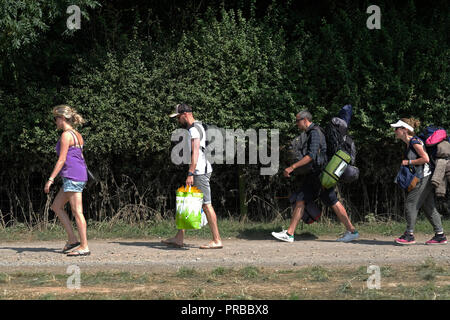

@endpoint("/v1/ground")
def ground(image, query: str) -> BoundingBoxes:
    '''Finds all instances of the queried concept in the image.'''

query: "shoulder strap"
[66,130,83,149]
[192,122,204,141]
[190,122,209,172]
[307,125,327,166]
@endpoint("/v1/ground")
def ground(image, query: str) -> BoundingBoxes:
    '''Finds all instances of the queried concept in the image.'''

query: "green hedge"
[0,1,448,225]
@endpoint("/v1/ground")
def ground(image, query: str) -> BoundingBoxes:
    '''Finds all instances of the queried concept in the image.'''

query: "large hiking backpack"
[320,105,359,188]
[325,117,356,165]
[288,125,327,175]
[418,126,450,168]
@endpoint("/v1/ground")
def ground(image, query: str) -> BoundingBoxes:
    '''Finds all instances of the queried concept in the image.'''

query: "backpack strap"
[188,122,208,173]
[309,125,327,169]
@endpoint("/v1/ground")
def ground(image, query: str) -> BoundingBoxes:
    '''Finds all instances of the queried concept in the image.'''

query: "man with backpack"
[272,110,359,243]
[164,103,223,249]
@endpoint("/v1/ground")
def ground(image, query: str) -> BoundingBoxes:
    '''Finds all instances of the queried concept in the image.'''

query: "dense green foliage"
[0,0,448,226]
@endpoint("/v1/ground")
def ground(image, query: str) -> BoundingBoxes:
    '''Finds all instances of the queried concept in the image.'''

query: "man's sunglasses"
[296,118,304,122]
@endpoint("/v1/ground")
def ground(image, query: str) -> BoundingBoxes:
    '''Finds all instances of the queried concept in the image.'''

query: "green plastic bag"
[320,150,351,189]
[175,186,204,230]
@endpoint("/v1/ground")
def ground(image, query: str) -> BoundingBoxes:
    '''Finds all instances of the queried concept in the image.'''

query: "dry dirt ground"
[1,235,449,273]
[1,236,450,300]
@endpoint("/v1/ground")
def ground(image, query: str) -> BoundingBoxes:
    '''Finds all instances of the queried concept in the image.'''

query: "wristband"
[48,177,54,182]
[408,160,412,166]
[187,172,194,177]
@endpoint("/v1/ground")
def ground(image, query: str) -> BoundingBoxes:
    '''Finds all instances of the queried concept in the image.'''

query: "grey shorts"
[194,173,212,204]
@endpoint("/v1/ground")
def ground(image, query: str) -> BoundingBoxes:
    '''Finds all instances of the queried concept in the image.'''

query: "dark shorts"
[289,174,338,207]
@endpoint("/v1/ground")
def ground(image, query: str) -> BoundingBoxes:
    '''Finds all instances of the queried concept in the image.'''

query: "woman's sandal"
[62,242,80,253]
[67,248,91,257]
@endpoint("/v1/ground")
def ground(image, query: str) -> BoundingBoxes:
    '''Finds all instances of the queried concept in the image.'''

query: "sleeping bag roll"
[320,150,351,189]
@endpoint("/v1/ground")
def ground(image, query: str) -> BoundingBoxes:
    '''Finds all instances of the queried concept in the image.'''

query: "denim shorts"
[62,177,86,193]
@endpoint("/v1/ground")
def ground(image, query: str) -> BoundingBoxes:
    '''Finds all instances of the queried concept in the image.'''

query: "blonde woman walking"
[44,105,91,256]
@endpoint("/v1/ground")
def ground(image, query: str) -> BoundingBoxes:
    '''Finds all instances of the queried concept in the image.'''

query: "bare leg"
[163,230,185,247]
[201,203,222,247]
[331,201,355,232]
[51,188,78,244]
[68,192,88,250]
[287,201,305,235]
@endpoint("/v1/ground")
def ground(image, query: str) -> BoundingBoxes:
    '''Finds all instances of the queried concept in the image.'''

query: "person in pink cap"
[391,118,447,245]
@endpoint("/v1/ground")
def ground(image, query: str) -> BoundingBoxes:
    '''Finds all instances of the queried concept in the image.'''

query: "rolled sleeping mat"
[320,150,351,189]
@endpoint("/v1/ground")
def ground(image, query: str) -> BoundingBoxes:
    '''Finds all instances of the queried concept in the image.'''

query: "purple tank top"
[55,131,88,182]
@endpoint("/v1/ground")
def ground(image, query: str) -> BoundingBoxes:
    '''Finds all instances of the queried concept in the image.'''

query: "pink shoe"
[395,232,416,245]
[425,234,448,245]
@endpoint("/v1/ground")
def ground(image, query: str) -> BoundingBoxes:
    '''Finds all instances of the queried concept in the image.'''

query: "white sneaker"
[336,231,359,242]
[271,230,294,243]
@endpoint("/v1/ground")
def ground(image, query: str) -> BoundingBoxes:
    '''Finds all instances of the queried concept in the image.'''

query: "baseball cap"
[390,120,414,132]
[169,103,192,118]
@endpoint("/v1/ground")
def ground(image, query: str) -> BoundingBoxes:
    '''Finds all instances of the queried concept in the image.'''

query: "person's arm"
[44,132,71,193]
[186,137,200,186]
[284,129,319,177]
[284,156,312,177]
[189,138,200,173]
[402,143,429,166]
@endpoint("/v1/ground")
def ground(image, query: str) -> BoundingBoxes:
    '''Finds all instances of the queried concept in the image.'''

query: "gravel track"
[1,236,449,273]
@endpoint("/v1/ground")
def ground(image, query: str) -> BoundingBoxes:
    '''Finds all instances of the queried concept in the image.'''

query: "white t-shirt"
[188,121,212,175]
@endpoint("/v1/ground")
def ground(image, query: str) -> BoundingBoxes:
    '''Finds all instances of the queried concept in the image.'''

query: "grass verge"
[0,261,449,300]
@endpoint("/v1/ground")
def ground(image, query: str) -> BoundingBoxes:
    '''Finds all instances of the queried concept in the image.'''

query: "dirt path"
[1,235,449,273]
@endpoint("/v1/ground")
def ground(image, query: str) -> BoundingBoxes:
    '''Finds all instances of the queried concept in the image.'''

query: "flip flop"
[62,242,80,253]
[199,242,223,249]
[161,239,184,248]
[67,249,91,257]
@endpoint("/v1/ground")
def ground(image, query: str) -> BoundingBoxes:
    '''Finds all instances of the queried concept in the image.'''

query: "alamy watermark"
[67,265,81,290]
[366,5,381,30]
[171,126,279,176]
[66,5,81,30]
[367,265,381,289]
[65,5,379,31]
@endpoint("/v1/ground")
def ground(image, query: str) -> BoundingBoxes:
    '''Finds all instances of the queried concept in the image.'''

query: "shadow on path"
[237,228,319,241]
[316,239,397,246]
[110,241,194,251]
[0,247,61,254]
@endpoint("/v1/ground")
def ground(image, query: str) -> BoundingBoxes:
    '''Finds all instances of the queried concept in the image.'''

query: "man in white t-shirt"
[163,103,223,249]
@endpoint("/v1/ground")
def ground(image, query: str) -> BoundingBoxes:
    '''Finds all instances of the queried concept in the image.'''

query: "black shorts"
[289,174,338,207]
